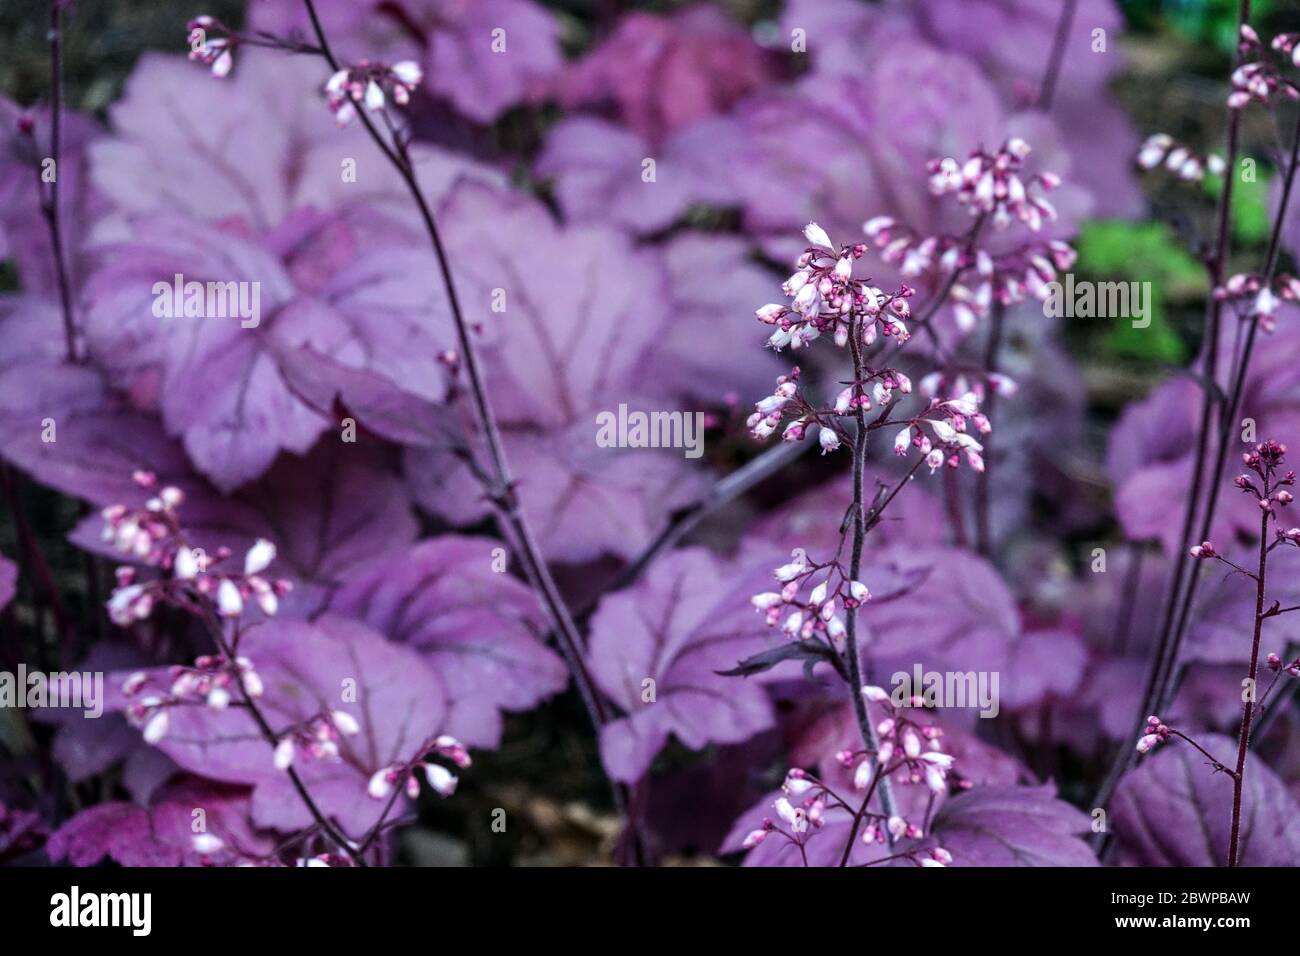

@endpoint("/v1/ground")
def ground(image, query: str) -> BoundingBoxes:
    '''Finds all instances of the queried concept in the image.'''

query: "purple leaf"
[439,180,671,427]
[422,0,563,123]
[856,545,1021,678]
[405,426,710,563]
[31,645,165,785]
[404,182,716,562]
[81,214,327,490]
[586,547,779,782]
[46,778,274,867]
[323,536,569,747]
[926,784,1099,866]
[249,0,561,124]
[555,6,772,143]
[91,50,504,238]
[2,403,196,509]
[707,44,1007,257]
[1000,628,1088,712]
[81,207,463,491]
[1112,734,1300,866]
[0,299,107,453]
[534,117,710,234]
[645,233,783,404]
[1108,319,1300,553]
[781,0,1141,218]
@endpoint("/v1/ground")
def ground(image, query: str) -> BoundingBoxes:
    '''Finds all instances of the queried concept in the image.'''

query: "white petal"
[803,222,834,252]
[244,538,277,575]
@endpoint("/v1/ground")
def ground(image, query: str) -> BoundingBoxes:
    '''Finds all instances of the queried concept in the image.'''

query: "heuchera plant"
[0,0,1298,871]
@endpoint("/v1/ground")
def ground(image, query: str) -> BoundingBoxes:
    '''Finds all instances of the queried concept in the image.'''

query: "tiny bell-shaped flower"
[274,737,296,771]
[422,762,458,797]
[803,222,834,252]
[244,538,276,575]
[174,547,199,580]
[368,766,401,800]
[216,578,244,617]
[331,710,361,736]
[191,833,224,855]
[853,759,873,791]
[142,710,170,745]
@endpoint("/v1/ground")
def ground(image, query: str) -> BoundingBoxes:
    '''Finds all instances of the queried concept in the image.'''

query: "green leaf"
[1075,220,1205,292]
[1160,0,1276,53]
[1073,220,1208,363]
[1234,174,1272,245]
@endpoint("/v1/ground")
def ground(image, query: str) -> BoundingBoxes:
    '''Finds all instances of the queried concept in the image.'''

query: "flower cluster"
[755,223,914,352]
[750,549,871,648]
[1189,441,1295,561]
[1136,133,1226,182]
[187,16,236,78]
[926,138,1060,231]
[122,656,266,745]
[916,369,1019,405]
[367,736,471,801]
[1193,442,1295,560]
[1229,26,1300,110]
[1271,32,1300,67]
[272,710,362,772]
[892,391,990,473]
[324,60,424,126]
[747,364,914,454]
[1214,272,1300,332]
[858,685,960,800]
[1266,652,1300,678]
[101,471,291,626]
[1234,439,1294,514]
[865,139,1074,334]
[740,689,957,864]
[1135,714,1171,754]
